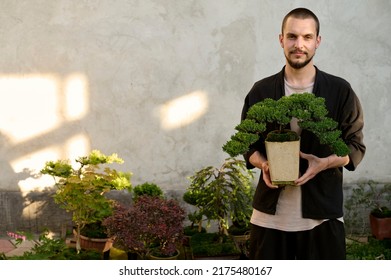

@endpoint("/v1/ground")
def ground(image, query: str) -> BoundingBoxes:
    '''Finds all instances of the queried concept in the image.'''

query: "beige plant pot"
[265,139,300,186]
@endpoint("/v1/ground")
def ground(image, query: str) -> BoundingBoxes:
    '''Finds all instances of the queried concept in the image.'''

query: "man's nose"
[295,38,304,49]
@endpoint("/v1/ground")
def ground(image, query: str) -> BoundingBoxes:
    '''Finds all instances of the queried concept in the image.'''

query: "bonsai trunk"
[76,224,81,253]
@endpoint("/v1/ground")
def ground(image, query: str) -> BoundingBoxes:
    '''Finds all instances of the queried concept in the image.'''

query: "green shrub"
[190,232,239,258]
[346,238,391,260]
[2,232,102,260]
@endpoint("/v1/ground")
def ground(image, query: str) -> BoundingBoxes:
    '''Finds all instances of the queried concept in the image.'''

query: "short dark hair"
[281,8,320,36]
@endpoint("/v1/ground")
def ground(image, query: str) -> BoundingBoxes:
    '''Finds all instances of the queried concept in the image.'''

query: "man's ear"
[279,34,284,48]
[316,35,322,49]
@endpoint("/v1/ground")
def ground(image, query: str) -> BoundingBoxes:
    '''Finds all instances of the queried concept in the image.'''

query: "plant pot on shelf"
[265,138,300,186]
[369,214,391,240]
[78,234,112,252]
[73,229,113,253]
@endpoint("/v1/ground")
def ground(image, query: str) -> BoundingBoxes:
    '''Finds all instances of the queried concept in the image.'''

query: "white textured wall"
[0,0,390,197]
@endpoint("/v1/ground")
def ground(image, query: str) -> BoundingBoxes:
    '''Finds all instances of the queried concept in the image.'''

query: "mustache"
[290,49,308,55]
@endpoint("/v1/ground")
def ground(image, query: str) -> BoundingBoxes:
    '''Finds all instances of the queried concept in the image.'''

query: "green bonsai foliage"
[371,207,391,218]
[41,150,132,252]
[133,182,163,201]
[183,188,207,233]
[223,93,350,157]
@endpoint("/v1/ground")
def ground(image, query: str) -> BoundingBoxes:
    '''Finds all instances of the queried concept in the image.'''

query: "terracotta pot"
[73,229,112,253]
[265,139,300,186]
[78,235,109,251]
[369,214,391,240]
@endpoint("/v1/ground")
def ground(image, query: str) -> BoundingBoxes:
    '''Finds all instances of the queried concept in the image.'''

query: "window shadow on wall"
[0,73,91,234]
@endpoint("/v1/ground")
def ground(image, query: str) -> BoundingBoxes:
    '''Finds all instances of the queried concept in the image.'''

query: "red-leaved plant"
[103,195,185,259]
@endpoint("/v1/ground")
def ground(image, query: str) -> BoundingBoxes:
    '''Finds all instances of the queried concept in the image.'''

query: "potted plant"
[364,182,391,240]
[187,157,254,238]
[345,181,391,240]
[40,150,132,253]
[103,195,185,260]
[222,93,350,185]
[185,157,254,258]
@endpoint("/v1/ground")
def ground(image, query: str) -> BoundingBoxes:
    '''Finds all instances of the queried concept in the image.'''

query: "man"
[244,8,365,259]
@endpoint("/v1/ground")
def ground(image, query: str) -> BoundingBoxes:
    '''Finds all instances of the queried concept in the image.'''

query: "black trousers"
[249,219,346,260]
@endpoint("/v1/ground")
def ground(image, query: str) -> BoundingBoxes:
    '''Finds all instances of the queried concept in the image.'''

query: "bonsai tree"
[344,181,391,239]
[222,93,350,157]
[183,189,207,235]
[132,182,163,201]
[103,195,185,259]
[40,150,132,253]
[345,181,391,218]
[186,157,254,240]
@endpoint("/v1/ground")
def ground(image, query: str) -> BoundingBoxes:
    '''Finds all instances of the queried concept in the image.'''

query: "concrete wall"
[0,0,390,233]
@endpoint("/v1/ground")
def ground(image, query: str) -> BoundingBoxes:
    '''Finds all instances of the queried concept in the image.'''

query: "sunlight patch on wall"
[65,134,90,166]
[64,73,89,120]
[159,91,209,130]
[0,75,60,144]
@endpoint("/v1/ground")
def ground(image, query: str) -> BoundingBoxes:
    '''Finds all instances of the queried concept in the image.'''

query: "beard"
[285,51,314,69]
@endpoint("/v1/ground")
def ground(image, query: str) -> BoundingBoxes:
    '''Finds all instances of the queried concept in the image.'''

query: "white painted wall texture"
[0,1,390,230]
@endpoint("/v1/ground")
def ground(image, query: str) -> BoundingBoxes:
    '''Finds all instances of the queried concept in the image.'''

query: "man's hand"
[260,161,279,189]
[295,152,350,186]
[295,152,328,186]
[249,151,279,189]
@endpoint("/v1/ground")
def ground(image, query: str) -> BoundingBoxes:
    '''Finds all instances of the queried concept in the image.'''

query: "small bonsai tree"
[133,182,163,201]
[223,93,350,157]
[186,158,254,240]
[103,196,185,259]
[183,189,207,234]
[40,150,132,253]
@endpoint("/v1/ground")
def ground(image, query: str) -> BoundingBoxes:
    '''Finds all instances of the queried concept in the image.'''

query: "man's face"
[279,17,321,69]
